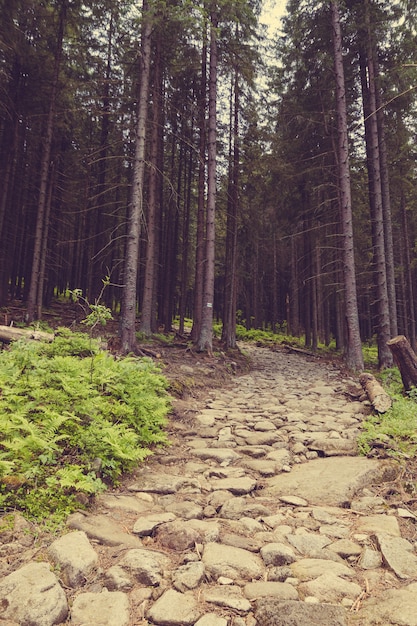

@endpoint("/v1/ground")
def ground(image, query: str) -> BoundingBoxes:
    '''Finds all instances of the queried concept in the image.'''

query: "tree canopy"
[1,0,417,367]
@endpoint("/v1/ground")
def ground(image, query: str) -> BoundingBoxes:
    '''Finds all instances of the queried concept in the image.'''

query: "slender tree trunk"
[26,2,65,322]
[288,230,300,337]
[36,163,55,318]
[331,0,363,370]
[400,192,416,350]
[359,0,392,368]
[120,0,152,353]
[374,53,398,337]
[140,29,162,337]
[191,37,207,342]
[222,68,239,349]
[196,10,217,353]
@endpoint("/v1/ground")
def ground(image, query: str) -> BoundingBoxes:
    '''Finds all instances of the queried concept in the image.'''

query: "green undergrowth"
[0,328,170,527]
[358,367,417,459]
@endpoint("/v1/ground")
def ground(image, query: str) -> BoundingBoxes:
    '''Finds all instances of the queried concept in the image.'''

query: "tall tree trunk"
[26,2,65,322]
[140,29,162,337]
[359,0,392,368]
[374,53,398,337]
[222,68,239,349]
[191,37,207,342]
[288,230,300,337]
[400,192,416,350]
[331,0,363,370]
[89,9,114,302]
[120,0,152,353]
[196,9,217,353]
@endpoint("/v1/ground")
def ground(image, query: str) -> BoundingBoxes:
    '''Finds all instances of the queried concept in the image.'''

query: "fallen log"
[387,335,417,392]
[359,372,392,413]
[0,325,54,344]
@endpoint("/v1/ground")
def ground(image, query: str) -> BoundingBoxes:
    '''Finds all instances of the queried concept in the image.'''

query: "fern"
[0,327,170,522]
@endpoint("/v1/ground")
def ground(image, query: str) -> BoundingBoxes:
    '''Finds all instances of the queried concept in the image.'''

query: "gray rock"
[254,598,348,626]
[164,500,204,519]
[99,493,154,513]
[147,589,203,625]
[221,532,263,553]
[194,614,228,626]
[357,514,401,537]
[203,585,252,613]
[71,590,130,626]
[265,448,291,465]
[67,512,142,547]
[308,437,358,456]
[243,581,299,600]
[184,519,221,543]
[358,547,383,570]
[350,495,386,513]
[253,419,277,432]
[244,432,283,446]
[239,458,280,476]
[287,532,332,556]
[264,456,389,506]
[319,523,349,539]
[129,472,201,494]
[133,512,177,536]
[278,495,308,506]
[203,542,264,581]
[192,448,241,464]
[47,530,98,588]
[260,542,297,566]
[236,445,269,458]
[376,534,417,579]
[219,496,272,520]
[119,548,171,586]
[267,565,293,581]
[300,572,362,603]
[208,476,257,495]
[290,557,355,581]
[0,562,68,626]
[172,561,205,592]
[103,565,133,591]
[328,538,362,558]
[155,520,200,551]
[359,581,417,625]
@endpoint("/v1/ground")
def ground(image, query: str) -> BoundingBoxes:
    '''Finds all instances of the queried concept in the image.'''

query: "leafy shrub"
[0,330,170,524]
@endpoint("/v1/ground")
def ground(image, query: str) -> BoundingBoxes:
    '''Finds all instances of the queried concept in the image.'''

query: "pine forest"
[1,0,417,370]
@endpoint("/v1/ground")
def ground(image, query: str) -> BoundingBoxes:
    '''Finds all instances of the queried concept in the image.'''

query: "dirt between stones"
[2,340,417,626]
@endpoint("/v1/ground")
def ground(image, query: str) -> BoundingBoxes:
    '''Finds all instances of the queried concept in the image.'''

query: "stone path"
[2,345,417,626]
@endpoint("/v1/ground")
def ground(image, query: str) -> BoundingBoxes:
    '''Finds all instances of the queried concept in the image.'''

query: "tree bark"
[140,27,162,337]
[196,10,217,353]
[0,326,53,343]
[359,0,392,369]
[190,38,207,342]
[331,0,364,371]
[26,2,65,323]
[387,335,417,392]
[120,0,152,353]
[222,67,239,349]
[359,372,392,413]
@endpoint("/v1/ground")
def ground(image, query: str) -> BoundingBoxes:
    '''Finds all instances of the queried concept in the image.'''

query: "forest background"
[1,0,417,370]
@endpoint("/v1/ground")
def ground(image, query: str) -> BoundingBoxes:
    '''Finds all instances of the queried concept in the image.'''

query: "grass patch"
[358,367,417,459]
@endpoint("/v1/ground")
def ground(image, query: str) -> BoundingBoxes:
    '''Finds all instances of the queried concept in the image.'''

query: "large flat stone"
[254,598,348,626]
[359,581,417,625]
[263,457,389,506]
[67,513,142,548]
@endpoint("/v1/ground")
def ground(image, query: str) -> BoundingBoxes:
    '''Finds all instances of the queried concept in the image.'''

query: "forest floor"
[2,301,417,625]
